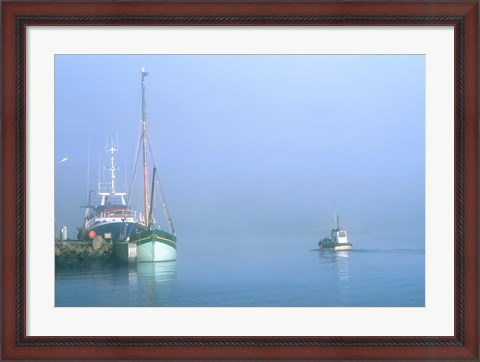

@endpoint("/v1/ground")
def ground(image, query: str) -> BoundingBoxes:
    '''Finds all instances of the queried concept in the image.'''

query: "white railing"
[85,209,145,229]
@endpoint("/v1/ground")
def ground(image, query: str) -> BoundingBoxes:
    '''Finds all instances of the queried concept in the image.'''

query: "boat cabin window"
[106,210,125,217]
[338,231,346,237]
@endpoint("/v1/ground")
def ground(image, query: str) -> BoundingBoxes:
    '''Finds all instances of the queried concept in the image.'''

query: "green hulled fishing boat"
[133,67,177,262]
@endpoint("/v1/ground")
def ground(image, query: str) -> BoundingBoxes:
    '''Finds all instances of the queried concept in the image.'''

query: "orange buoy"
[88,230,96,239]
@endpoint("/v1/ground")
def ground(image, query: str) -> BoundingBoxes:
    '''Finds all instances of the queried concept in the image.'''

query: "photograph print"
[54,54,425,307]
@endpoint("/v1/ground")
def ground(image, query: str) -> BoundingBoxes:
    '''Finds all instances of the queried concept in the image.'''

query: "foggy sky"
[55,55,425,249]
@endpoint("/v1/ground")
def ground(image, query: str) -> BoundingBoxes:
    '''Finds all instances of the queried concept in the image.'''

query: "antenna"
[97,154,101,189]
[124,159,128,192]
[86,138,90,204]
[104,134,120,194]
[333,201,337,229]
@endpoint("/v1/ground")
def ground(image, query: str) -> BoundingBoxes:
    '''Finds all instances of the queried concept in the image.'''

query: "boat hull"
[320,243,353,251]
[135,229,177,262]
[333,244,352,251]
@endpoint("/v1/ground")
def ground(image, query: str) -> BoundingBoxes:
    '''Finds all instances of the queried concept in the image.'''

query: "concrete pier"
[114,241,137,263]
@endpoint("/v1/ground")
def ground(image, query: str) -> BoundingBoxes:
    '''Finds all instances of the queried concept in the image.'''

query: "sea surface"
[55,237,425,307]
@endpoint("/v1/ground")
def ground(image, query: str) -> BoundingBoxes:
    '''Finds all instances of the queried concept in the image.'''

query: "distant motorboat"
[318,214,352,251]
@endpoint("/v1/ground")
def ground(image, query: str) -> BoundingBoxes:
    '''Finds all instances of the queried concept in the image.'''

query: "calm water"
[55,238,425,307]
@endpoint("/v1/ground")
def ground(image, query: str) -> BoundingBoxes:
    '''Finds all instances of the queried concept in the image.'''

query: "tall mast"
[141,67,150,227]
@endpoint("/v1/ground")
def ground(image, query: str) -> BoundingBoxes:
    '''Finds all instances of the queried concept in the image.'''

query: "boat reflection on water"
[127,261,177,306]
[136,261,177,282]
[317,250,351,305]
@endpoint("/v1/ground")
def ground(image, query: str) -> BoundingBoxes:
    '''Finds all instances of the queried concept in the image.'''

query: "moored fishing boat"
[132,67,177,262]
[318,214,352,251]
[80,138,146,242]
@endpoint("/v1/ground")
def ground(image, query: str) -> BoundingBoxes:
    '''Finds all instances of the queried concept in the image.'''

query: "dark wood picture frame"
[2,1,478,360]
